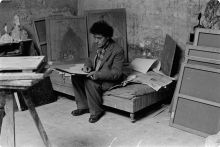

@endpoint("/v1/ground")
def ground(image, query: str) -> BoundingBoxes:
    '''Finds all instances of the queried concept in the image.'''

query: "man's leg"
[71,75,89,110]
[84,79,103,115]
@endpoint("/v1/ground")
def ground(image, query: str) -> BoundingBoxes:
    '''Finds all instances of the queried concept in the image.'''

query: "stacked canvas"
[170,28,220,137]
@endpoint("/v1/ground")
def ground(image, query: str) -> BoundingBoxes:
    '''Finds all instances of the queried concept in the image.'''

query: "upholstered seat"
[104,84,155,100]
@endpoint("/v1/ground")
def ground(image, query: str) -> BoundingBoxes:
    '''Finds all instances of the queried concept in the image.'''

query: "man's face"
[93,34,108,48]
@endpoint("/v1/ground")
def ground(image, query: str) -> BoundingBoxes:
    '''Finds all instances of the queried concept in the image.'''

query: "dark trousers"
[71,75,104,115]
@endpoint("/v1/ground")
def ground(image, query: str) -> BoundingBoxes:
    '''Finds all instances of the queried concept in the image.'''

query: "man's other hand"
[82,66,92,73]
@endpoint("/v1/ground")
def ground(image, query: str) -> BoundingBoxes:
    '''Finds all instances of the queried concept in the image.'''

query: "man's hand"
[86,71,97,80]
[82,66,92,73]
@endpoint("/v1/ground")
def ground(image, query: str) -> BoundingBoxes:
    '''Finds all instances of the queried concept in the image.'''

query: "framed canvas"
[193,28,220,48]
[46,16,88,63]
[159,34,176,76]
[170,63,220,137]
[33,18,47,56]
[85,8,128,62]
[185,45,220,69]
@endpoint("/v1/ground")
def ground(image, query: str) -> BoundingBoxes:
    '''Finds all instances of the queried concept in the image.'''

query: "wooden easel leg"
[0,91,6,135]
[1,92,15,147]
[0,108,5,134]
[21,92,51,147]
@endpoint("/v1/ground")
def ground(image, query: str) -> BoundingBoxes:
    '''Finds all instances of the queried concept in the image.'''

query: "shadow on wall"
[171,44,183,78]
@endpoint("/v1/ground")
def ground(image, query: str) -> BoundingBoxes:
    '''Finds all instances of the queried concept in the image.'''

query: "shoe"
[71,109,89,116]
[89,111,105,123]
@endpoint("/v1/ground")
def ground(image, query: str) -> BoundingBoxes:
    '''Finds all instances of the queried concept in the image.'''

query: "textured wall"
[78,0,210,61]
[0,0,77,37]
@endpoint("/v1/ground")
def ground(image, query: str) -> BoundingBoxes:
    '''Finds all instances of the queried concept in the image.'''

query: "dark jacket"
[84,40,124,90]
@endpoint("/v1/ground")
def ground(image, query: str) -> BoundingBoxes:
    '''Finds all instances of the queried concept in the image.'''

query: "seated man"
[71,20,125,123]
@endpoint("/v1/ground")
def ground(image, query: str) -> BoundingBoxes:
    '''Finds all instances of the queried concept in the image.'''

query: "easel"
[0,56,51,147]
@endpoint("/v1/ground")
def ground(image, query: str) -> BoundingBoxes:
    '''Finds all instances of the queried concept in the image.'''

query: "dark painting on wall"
[85,8,128,62]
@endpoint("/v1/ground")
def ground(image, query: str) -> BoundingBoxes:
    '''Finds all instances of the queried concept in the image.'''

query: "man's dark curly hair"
[89,20,113,38]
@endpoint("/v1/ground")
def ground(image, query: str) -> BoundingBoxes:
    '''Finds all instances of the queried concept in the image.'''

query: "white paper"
[130,58,161,74]
[131,71,173,91]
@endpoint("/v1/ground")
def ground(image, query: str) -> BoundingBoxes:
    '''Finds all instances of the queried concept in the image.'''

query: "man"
[71,20,124,123]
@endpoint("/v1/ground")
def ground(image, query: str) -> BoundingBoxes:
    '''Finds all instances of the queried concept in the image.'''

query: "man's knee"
[85,79,100,88]
[71,75,78,83]
[71,75,84,85]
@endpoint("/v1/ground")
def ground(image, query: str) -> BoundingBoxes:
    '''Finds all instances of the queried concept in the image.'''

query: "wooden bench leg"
[21,92,51,147]
[130,113,135,123]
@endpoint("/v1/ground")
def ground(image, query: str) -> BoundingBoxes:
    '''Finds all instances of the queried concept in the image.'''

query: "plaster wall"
[78,0,210,60]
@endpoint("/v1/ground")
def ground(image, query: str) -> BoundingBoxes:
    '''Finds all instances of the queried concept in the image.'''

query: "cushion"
[103,83,155,100]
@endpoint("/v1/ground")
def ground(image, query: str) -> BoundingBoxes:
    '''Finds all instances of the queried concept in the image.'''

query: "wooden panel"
[179,66,220,103]
[186,45,220,61]
[47,16,88,63]
[85,8,128,62]
[33,18,47,55]
[173,97,220,136]
[194,28,220,48]
[188,50,220,61]
[0,56,44,71]
[0,80,40,87]
[0,73,44,80]
[197,33,220,48]
[187,60,220,69]
[185,45,220,69]
[170,62,220,136]
[159,34,176,76]
[33,19,46,43]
